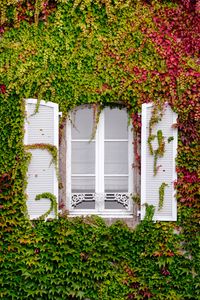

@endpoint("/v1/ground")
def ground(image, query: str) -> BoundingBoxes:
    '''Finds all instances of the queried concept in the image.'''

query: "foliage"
[148,129,165,176]
[0,216,199,299]
[158,182,168,210]
[35,192,58,220]
[25,143,58,176]
[143,204,155,221]
[0,0,199,299]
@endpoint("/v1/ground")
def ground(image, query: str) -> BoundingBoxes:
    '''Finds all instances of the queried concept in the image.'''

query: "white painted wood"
[96,111,104,211]
[128,122,134,213]
[141,103,177,221]
[66,117,72,211]
[104,139,129,142]
[66,107,133,216]
[24,99,59,219]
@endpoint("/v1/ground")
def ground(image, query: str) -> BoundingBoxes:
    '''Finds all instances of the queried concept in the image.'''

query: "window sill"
[64,213,139,228]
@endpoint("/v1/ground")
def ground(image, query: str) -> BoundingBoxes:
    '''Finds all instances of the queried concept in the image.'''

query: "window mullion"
[128,124,134,212]
[95,111,104,211]
[66,117,72,211]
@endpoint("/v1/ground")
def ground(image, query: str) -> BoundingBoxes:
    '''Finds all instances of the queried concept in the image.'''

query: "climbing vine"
[148,129,165,176]
[35,192,58,220]
[0,0,199,299]
[25,143,58,176]
[158,182,168,210]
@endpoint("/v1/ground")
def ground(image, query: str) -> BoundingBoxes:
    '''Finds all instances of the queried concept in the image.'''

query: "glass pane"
[71,176,95,209]
[72,176,95,193]
[105,141,128,174]
[72,141,95,174]
[71,107,94,139]
[73,199,95,210]
[105,176,128,192]
[104,108,128,139]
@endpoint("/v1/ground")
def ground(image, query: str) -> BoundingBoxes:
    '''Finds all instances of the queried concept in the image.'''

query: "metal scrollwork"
[71,193,96,207]
[114,193,129,208]
[71,192,130,209]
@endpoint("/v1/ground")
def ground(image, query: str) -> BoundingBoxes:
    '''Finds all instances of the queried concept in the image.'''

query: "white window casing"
[24,99,59,219]
[66,107,134,217]
[141,103,178,221]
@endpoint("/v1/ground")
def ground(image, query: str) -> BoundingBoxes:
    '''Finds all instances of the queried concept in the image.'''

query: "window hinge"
[137,210,141,217]
[59,112,62,117]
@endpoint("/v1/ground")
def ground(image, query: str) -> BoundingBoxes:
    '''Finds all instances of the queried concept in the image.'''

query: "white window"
[66,107,134,216]
[25,99,178,221]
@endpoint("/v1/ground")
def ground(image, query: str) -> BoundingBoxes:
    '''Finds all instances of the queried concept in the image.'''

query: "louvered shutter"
[141,103,177,221]
[24,99,59,219]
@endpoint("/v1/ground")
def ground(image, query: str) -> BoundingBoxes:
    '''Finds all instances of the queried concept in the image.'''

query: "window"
[25,99,177,221]
[66,107,134,216]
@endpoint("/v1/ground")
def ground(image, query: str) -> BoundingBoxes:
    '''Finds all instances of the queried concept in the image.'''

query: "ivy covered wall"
[0,0,199,299]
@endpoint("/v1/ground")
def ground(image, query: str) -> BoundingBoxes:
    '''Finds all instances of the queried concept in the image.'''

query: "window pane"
[72,197,95,210]
[71,107,94,139]
[105,141,128,174]
[72,176,95,193]
[72,141,95,174]
[105,176,128,192]
[104,108,128,139]
[71,176,95,209]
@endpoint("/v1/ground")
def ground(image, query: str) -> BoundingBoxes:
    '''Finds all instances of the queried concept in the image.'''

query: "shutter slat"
[24,99,58,219]
[141,103,177,221]
[26,103,55,145]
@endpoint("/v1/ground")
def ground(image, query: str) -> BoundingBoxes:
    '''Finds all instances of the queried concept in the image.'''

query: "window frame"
[66,106,134,217]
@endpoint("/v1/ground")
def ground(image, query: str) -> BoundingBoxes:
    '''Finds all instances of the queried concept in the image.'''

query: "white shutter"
[141,103,177,221]
[24,99,59,219]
